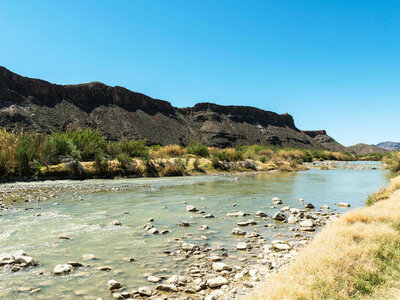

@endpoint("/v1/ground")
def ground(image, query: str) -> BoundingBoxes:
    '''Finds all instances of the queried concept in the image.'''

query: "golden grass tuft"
[152,144,186,158]
[247,176,400,300]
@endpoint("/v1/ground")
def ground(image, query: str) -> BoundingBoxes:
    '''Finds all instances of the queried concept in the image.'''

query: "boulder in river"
[186,205,198,212]
[255,211,267,217]
[138,286,153,297]
[231,228,246,235]
[156,284,178,292]
[272,197,283,204]
[108,279,123,290]
[338,202,350,207]
[147,275,161,283]
[304,203,315,209]
[272,212,286,221]
[111,220,122,226]
[299,219,314,227]
[237,242,251,250]
[227,211,248,217]
[53,264,74,275]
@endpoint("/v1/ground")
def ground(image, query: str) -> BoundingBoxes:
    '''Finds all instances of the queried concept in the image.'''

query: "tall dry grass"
[247,176,400,300]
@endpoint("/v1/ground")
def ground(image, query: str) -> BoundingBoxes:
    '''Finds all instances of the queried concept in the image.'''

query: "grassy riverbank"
[247,174,400,300]
[0,129,356,180]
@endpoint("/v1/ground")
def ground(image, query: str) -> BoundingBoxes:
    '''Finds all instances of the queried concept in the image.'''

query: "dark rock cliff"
[0,66,347,150]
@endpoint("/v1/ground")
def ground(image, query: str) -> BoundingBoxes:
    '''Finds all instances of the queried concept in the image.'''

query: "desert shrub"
[107,142,121,158]
[117,153,131,169]
[260,156,268,163]
[66,129,107,161]
[193,157,205,172]
[383,152,400,173]
[40,132,81,165]
[301,150,313,162]
[14,134,38,175]
[213,148,243,162]
[186,142,209,157]
[243,145,267,159]
[311,150,329,161]
[154,145,185,158]
[93,153,109,174]
[118,139,149,159]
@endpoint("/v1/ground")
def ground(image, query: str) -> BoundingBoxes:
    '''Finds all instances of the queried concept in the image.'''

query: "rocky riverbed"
[303,160,382,170]
[0,170,387,299]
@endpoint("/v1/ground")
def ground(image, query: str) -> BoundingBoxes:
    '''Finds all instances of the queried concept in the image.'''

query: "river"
[0,166,388,299]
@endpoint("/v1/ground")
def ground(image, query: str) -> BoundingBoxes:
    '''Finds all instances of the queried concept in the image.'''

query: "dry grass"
[247,176,400,300]
[152,144,186,158]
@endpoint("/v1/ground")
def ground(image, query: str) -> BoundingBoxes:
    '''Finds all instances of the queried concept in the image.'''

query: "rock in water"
[108,280,123,290]
[186,205,198,212]
[272,212,286,221]
[53,264,74,275]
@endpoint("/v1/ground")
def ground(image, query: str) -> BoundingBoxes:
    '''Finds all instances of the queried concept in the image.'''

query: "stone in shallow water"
[138,286,152,296]
[108,279,123,290]
[186,205,198,212]
[237,242,251,250]
[147,275,161,283]
[82,254,98,261]
[231,228,245,235]
[255,211,267,217]
[299,219,314,227]
[320,205,330,210]
[53,264,73,275]
[304,203,315,209]
[272,212,286,221]
[272,197,283,204]
[227,211,248,217]
[337,202,350,208]
[156,284,178,292]
[111,220,122,226]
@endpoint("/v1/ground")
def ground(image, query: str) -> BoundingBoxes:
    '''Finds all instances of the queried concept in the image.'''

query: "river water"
[0,167,388,299]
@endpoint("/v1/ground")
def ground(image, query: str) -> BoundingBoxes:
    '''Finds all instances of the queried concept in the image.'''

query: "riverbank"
[246,175,400,300]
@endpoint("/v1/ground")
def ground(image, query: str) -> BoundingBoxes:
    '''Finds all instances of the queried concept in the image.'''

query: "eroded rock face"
[0,66,346,150]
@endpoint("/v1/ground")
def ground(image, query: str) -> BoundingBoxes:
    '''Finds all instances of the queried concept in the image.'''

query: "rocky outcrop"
[0,66,346,150]
[376,141,400,151]
[302,130,350,152]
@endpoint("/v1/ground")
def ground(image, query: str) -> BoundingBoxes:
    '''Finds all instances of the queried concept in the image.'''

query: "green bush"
[213,149,243,162]
[118,139,149,159]
[41,132,81,165]
[66,129,107,161]
[93,153,109,174]
[14,134,38,175]
[383,152,400,173]
[186,142,209,157]
[117,153,131,169]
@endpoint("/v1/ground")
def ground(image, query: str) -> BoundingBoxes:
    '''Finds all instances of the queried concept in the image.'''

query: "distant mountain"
[376,141,400,151]
[0,66,348,151]
[347,143,390,155]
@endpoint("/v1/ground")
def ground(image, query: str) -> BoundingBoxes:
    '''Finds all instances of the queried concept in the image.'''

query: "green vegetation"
[0,129,357,179]
[383,152,400,174]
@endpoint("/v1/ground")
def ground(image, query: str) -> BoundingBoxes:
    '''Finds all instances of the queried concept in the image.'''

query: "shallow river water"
[0,167,387,299]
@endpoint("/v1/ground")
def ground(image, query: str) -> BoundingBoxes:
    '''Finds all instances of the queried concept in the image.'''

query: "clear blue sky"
[1,0,399,146]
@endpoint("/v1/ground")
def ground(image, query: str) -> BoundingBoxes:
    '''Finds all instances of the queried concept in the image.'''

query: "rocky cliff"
[0,66,347,150]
